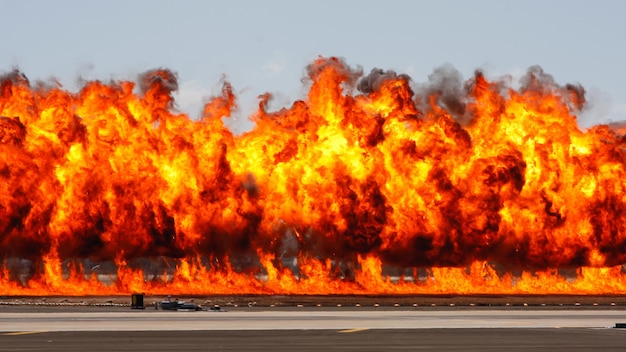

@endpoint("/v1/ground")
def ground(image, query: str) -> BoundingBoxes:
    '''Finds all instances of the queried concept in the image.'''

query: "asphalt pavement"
[2,308,626,351]
[2,328,626,352]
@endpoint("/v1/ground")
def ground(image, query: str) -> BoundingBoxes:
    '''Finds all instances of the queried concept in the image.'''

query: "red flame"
[1,57,626,295]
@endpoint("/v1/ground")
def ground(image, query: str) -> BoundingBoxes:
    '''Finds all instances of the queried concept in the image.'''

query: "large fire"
[1,57,626,296]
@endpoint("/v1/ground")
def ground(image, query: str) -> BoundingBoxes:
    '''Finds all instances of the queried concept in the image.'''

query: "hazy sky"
[2,0,625,131]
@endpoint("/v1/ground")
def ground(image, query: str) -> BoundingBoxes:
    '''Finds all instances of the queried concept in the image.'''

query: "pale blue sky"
[2,0,625,131]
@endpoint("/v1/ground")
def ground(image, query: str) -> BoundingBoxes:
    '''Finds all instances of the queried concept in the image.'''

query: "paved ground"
[2,309,626,331]
[2,328,626,351]
[2,298,626,351]
[4,294,626,309]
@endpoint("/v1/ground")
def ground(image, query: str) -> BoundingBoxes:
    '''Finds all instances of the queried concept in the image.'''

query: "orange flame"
[1,57,626,296]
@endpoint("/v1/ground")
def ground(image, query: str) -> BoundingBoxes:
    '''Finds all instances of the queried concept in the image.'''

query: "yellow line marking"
[3,331,48,336]
[338,328,369,333]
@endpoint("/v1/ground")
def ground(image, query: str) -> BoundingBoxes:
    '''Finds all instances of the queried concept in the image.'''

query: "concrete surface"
[2,309,626,331]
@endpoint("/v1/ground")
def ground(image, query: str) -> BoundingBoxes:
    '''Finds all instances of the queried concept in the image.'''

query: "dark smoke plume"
[357,68,411,94]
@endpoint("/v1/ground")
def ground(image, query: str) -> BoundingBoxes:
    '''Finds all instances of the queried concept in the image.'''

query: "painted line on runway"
[2,331,48,336]
[338,328,369,333]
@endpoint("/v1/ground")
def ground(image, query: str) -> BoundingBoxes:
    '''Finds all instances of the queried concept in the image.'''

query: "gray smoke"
[305,57,363,89]
[0,69,30,86]
[138,68,179,95]
[414,64,468,123]
[357,68,411,94]
[520,65,586,112]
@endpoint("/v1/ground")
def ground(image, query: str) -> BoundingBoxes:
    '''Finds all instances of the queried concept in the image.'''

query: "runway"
[2,329,626,352]
[2,309,626,331]
[2,309,626,351]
